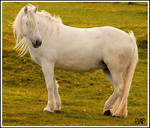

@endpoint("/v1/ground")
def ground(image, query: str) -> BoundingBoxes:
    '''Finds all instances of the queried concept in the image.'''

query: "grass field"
[2,2,148,126]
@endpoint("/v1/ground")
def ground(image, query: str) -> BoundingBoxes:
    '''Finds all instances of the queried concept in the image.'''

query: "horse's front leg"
[54,79,61,111]
[42,62,56,113]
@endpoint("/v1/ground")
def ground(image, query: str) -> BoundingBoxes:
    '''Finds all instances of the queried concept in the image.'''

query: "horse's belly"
[55,59,100,72]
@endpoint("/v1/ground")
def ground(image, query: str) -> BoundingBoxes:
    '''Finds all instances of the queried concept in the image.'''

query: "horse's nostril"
[36,40,42,46]
[33,40,42,48]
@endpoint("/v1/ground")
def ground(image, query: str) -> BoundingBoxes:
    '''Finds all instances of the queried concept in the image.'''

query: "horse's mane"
[13,4,62,56]
[38,10,62,24]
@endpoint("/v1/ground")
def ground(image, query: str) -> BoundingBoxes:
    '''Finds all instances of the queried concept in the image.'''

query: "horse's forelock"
[13,8,24,42]
[13,7,29,56]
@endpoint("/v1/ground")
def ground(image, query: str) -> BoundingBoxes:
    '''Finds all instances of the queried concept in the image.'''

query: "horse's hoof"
[112,112,127,118]
[112,115,120,118]
[43,109,53,113]
[112,114,126,118]
[112,114,123,118]
[43,107,54,113]
[55,103,61,111]
[104,110,111,116]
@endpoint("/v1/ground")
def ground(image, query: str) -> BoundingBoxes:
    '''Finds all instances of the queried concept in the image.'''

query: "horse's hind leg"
[102,59,127,117]
[111,56,138,117]
[109,71,126,117]
[103,68,117,115]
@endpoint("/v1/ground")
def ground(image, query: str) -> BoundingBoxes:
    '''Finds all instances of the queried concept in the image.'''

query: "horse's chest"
[29,50,42,66]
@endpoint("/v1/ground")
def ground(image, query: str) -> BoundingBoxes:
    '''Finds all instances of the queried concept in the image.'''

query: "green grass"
[2,2,148,126]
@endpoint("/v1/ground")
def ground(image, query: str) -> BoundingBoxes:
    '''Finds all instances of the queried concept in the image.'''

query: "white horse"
[13,4,138,117]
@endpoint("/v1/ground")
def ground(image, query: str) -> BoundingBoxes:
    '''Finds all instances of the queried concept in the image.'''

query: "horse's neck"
[37,15,61,40]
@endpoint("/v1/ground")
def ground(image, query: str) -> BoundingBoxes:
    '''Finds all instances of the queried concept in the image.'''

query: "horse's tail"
[123,31,138,98]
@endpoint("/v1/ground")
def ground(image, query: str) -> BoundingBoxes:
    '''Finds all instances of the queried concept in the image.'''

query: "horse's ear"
[34,6,38,13]
[24,6,28,14]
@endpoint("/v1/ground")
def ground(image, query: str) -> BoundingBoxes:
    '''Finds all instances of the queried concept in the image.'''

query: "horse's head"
[21,5,42,48]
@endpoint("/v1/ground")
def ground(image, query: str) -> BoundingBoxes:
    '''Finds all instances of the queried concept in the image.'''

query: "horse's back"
[54,26,134,72]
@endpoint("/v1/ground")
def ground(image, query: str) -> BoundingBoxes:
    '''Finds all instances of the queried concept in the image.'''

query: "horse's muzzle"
[32,40,42,48]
